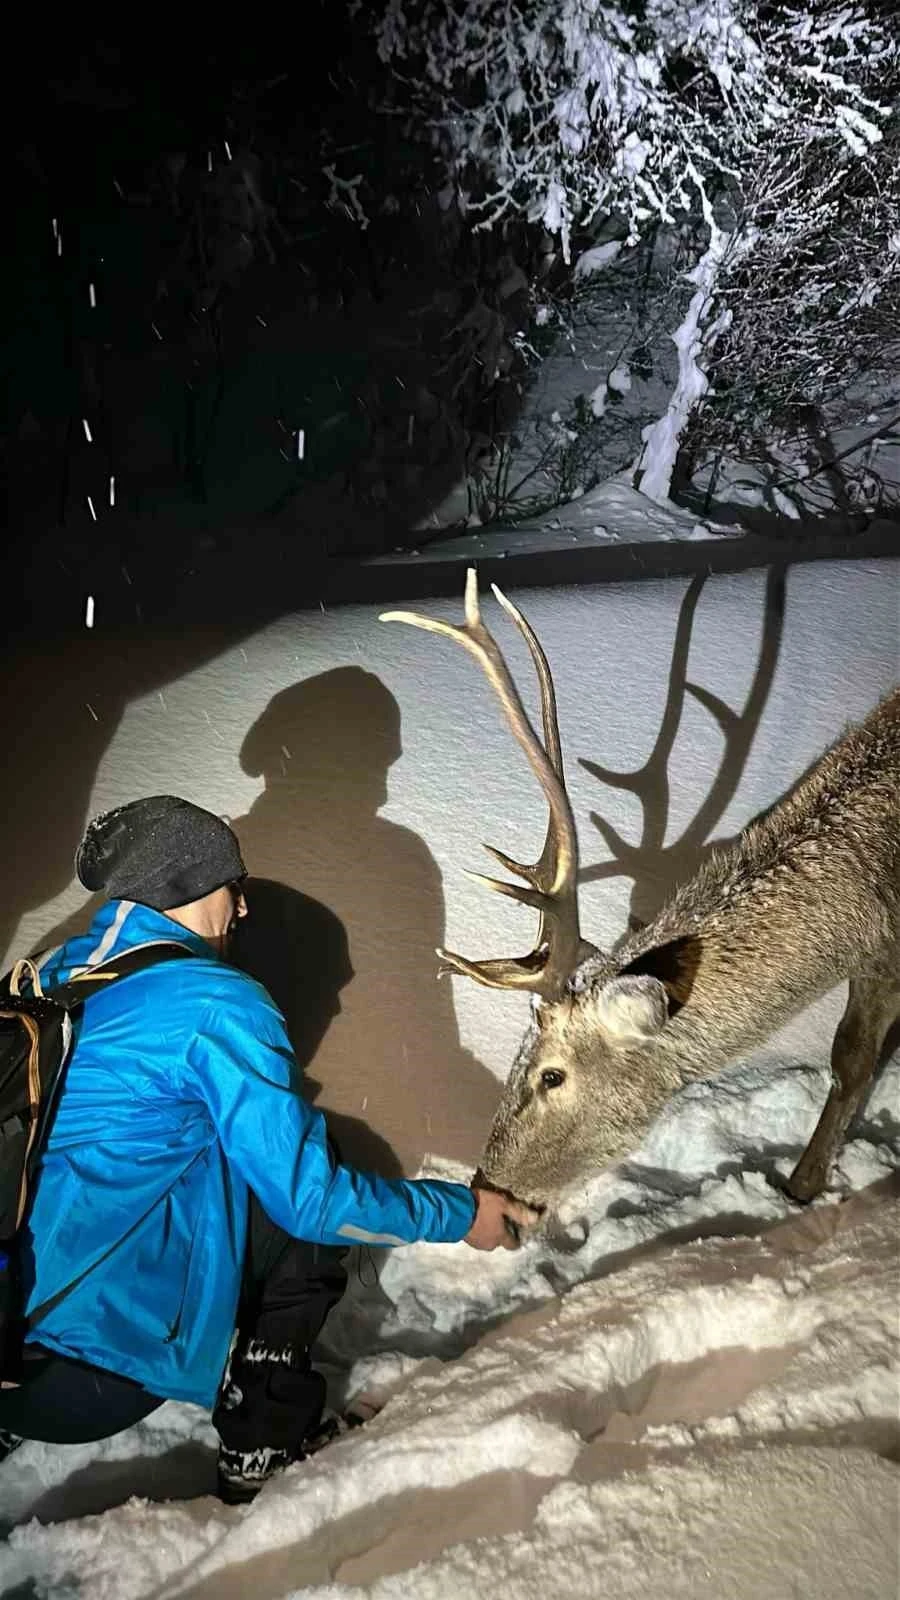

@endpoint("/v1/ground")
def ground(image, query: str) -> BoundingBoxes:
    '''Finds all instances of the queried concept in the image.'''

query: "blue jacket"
[22,899,476,1406]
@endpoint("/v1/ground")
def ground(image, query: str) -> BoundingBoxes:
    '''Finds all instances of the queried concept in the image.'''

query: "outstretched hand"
[465,1187,540,1251]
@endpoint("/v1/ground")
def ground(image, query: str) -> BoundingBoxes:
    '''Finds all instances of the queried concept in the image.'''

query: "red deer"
[382,570,900,1211]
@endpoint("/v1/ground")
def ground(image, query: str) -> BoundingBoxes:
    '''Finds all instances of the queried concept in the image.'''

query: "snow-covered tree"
[374,1,899,502]
[686,104,900,496]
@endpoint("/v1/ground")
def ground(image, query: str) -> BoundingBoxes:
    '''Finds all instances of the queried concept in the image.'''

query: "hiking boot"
[217,1442,293,1505]
[216,1408,370,1505]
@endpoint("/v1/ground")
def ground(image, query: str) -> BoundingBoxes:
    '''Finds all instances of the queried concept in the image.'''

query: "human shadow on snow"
[229,667,502,1178]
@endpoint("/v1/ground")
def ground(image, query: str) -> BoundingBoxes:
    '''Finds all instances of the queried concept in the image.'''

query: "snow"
[607,363,631,395]
[401,475,736,559]
[573,240,624,280]
[636,213,732,503]
[1,556,898,1598]
[409,208,900,543]
[3,1168,898,1597]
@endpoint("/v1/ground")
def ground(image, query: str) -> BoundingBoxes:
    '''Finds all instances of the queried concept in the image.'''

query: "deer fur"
[478,687,900,1208]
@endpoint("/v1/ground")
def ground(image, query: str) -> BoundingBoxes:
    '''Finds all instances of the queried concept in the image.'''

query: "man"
[0,796,534,1503]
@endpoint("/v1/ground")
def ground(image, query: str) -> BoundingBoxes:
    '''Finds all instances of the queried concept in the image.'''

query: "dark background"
[5,14,541,635]
[7,18,895,645]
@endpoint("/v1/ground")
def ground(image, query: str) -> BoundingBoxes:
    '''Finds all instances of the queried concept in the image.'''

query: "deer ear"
[593,974,669,1041]
[621,935,700,1014]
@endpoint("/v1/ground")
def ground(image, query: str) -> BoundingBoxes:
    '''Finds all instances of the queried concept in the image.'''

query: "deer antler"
[380,568,590,1000]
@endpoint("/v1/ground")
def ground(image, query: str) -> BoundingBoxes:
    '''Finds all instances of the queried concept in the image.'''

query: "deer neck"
[612,901,832,1094]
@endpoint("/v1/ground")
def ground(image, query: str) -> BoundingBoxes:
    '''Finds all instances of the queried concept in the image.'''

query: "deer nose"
[471,1168,546,1216]
[470,1167,505,1194]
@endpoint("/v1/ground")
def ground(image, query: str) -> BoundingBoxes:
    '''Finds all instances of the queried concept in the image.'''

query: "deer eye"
[540,1068,566,1090]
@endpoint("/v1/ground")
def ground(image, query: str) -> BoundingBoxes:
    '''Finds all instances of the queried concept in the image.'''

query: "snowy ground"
[2,1055,898,1599]
[1,548,897,1599]
[378,474,737,564]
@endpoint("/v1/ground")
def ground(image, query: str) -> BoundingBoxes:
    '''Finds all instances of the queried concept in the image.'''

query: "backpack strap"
[5,960,46,1001]
[4,942,198,1008]
[49,941,199,1008]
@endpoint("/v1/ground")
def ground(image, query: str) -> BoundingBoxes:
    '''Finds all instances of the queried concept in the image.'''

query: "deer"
[380,569,900,1214]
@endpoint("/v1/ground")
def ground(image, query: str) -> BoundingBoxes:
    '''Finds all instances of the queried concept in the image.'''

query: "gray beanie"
[76,796,246,911]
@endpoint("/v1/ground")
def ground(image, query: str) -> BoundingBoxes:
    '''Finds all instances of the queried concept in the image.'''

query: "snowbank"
[2,1048,897,1599]
[391,476,734,562]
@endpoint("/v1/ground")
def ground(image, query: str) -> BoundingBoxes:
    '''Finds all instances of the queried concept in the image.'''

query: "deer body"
[382,576,899,1210]
[481,687,900,1203]
[625,682,899,1074]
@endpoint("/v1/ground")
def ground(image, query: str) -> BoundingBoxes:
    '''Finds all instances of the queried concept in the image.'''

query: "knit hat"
[76,796,246,911]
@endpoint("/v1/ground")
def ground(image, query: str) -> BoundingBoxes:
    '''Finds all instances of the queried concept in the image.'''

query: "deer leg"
[788,964,900,1203]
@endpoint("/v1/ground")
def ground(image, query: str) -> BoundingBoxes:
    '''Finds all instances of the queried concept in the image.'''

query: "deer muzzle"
[471,1166,547,1217]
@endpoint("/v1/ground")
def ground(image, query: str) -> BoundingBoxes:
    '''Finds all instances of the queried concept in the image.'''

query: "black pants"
[0,1194,348,1451]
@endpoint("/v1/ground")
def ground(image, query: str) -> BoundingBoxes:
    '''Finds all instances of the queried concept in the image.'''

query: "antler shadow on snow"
[578,565,786,933]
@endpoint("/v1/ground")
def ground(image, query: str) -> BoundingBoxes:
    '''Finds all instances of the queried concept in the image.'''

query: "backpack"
[0,941,195,1377]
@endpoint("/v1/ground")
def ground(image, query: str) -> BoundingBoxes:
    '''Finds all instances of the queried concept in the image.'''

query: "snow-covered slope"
[1,555,897,1599]
[2,990,898,1597]
[2,1155,897,1598]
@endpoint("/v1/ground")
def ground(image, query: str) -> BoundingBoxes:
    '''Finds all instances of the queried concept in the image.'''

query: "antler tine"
[380,568,584,1000]
[464,868,546,911]
[489,580,572,900]
[435,946,554,991]
[490,582,564,778]
[482,842,539,885]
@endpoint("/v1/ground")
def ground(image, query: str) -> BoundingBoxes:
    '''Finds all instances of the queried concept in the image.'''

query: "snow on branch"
[375,1,895,260]
[637,182,737,501]
[374,1,898,502]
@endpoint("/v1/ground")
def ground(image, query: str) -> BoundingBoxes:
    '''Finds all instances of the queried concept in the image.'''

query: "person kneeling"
[0,798,535,1502]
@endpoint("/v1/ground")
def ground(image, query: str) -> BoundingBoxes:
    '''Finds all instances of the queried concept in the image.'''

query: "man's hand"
[465,1188,540,1251]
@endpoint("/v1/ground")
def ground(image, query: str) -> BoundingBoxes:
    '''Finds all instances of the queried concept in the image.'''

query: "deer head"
[380,569,691,1208]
